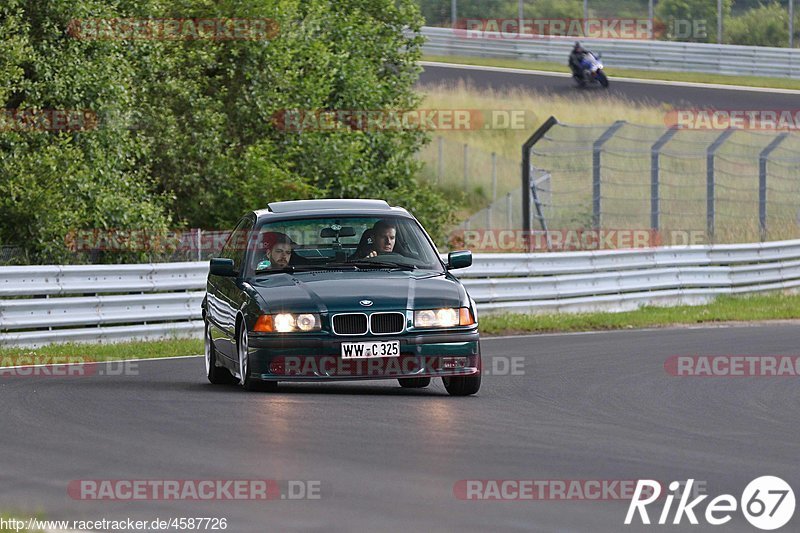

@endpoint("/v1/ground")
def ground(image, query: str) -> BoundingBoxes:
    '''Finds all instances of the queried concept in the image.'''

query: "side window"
[219,216,254,273]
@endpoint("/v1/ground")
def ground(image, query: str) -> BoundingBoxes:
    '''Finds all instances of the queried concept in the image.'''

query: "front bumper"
[247,330,480,382]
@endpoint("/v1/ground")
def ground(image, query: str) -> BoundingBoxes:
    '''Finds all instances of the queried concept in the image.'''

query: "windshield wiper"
[254,265,337,274]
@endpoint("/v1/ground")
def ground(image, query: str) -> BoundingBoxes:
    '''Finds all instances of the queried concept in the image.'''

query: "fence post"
[491,152,497,202]
[706,129,734,242]
[522,116,558,237]
[583,0,588,35]
[507,192,512,228]
[196,228,202,261]
[592,121,626,229]
[463,143,468,189]
[650,128,678,232]
[759,133,789,241]
[437,136,443,184]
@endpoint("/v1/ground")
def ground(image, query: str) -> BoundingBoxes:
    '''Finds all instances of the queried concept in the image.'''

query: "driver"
[360,220,397,258]
[256,232,295,270]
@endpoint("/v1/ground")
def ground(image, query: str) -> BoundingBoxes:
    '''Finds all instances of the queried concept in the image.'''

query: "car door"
[207,215,255,362]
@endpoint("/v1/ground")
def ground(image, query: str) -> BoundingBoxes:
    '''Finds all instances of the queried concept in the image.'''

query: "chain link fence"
[439,121,800,247]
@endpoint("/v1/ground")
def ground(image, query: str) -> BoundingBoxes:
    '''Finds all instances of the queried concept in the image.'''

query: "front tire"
[398,377,431,389]
[442,374,481,396]
[238,322,277,392]
[597,70,609,88]
[205,320,235,384]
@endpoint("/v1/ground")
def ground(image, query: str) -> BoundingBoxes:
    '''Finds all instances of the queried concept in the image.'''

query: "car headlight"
[414,307,475,328]
[254,313,321,333]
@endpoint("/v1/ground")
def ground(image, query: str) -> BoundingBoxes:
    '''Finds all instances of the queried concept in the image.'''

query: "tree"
[0,0,454,262]
[656,0,732,42]
[726,2,792,47]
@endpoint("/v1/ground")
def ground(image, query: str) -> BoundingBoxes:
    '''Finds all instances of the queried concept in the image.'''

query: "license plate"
[341,340,400,359]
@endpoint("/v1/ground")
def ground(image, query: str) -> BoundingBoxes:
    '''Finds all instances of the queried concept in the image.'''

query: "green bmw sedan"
[202,199,480,396]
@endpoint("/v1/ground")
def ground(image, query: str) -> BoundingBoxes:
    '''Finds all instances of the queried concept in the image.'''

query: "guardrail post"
[592,121,626,230]
[759,132,789,241]
[706,129,734,242]
[522,116,558,237]
[650,127,678,232]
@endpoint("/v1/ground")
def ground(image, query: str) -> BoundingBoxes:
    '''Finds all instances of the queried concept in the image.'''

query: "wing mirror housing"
[447,250,472,270]
[210,258,236,277]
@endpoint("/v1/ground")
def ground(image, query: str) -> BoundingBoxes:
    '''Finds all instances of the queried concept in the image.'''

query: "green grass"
[0,337,202,362]
[479,293,800,335]
[423,54,800,91]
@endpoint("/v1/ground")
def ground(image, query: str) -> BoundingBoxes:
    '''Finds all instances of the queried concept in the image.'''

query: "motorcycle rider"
[568,41,589,80]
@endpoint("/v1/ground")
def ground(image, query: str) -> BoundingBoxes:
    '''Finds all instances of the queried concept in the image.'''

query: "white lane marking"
[481,321,800,340]
[420,60,800,95]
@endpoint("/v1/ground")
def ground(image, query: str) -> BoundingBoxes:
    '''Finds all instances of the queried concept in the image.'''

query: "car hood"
[245,270,467,314]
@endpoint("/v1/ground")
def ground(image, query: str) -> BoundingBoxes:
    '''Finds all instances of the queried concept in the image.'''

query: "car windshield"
[245,215,444,276]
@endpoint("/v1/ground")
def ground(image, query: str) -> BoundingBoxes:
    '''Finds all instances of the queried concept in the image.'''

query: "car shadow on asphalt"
[196,381,452,397]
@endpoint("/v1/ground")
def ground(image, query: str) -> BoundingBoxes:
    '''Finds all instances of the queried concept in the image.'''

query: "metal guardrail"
[2,239,800,347]
[0,263,207,347]
[421,26,800,79]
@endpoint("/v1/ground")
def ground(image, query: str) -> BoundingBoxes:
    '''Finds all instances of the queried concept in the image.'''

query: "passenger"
[256,232,295,270]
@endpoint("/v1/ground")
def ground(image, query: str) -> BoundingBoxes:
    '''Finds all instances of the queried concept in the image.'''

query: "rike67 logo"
[626,477,795,530]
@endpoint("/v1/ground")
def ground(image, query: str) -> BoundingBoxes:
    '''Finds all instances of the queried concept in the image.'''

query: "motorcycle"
[574,52,609,88]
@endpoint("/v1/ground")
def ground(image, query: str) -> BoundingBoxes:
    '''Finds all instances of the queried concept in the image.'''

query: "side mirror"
[447,250,472,270]
[209,257,236,277]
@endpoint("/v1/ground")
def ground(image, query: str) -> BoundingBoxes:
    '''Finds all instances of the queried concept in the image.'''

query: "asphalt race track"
[1,324,798,532]
[418,62,800,108]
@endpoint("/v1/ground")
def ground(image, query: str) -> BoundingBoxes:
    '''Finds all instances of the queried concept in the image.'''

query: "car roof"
[253,199,410,219]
